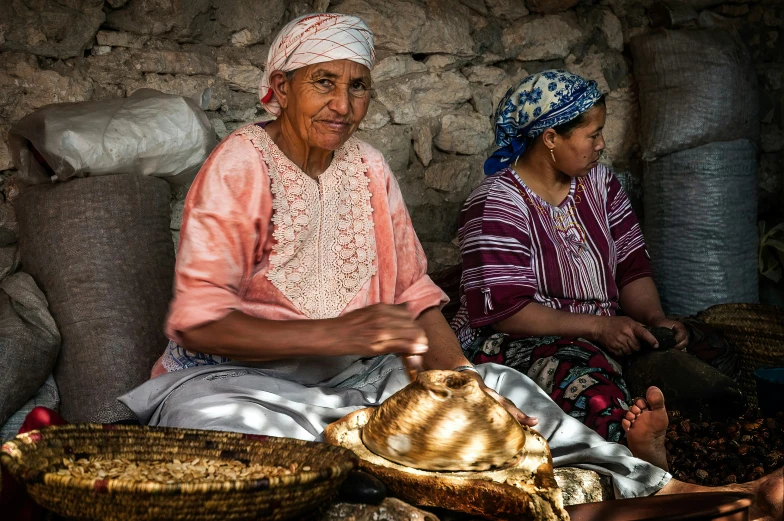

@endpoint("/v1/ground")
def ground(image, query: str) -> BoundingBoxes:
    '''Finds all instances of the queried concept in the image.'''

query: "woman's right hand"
[591,316,659,357]
[326,303,429,357]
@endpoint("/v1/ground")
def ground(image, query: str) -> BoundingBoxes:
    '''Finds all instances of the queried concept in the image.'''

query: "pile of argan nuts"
[666,410,784,485]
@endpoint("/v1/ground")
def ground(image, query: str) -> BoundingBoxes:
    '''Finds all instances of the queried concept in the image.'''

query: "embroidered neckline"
[238,125,377,319]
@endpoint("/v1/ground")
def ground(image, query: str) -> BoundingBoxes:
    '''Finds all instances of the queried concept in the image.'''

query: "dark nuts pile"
[666,410,784,485]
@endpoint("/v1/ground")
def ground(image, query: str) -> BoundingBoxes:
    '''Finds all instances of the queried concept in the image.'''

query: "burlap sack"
[631,28,759,160]
[15,174,175,423]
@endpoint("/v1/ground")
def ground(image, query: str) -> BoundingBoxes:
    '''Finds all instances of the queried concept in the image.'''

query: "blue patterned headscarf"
[484,69,602,175]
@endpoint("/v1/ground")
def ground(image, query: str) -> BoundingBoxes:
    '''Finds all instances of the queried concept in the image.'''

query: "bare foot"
[658,468,783,521]
[622,386,669,470]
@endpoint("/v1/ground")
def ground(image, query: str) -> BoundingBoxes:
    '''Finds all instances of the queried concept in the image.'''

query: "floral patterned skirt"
[461,318,738,443]
[465,332,632,442]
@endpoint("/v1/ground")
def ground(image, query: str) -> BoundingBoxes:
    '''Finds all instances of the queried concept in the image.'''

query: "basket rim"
[0,423,357,496]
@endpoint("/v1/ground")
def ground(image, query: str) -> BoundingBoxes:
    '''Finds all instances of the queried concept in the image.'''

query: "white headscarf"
[259,13,375,117]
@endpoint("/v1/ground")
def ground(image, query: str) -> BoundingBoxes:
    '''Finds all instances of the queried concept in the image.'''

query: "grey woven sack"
[15,174,175,423]
[0,272,60,425]
[643,140,758,316]
[631,28,759,161]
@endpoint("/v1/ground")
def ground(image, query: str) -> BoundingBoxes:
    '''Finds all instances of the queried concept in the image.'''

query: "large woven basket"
[697,303,784,407]
[0,424,357,521]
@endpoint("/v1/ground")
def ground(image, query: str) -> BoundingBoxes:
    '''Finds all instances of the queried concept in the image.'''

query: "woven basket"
[697,303,784,407]
[0,424,357,521]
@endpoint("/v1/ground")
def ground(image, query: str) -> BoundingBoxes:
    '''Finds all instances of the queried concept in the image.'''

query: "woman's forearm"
[179,311,342,361]
[618,277,665,325]
[416,307,472,371]
[494,302,601,339]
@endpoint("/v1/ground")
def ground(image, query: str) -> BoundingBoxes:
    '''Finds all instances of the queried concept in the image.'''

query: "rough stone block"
[217,61,263,94]
[375,72,472,125]
[357,125,412,174]
[526,0,579,14]
[434,112,494,155]
[336,0,474,56]
[0,0,104,59]
[502,13,586,61]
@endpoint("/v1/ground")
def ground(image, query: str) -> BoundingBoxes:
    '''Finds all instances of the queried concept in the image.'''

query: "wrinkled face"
[554,103,607,177]
[283,59,372,151]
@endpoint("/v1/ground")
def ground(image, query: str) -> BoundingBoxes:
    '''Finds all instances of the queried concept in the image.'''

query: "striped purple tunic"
[452,164,651,342]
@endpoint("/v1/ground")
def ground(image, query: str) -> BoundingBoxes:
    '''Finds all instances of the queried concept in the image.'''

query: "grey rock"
[603,87,638,168]
[0,53,93,125]
[375,72,473,125]
[502,13,586,61]
[359,100,391,131]
[526,0,579,14]
[434,112,494,155]
[408,201,464,242]
[91,46,113,56]
[217,60,263,93]
[335,0,474,56]
[463,65,507,86]
[421,241,461,273]
[130,49,218,75]
[356,125,412,174]
[460,0,488,15]
[600,9,625,52]
[373,55,428,83]
[554,467,613,505]
[96,30,150,49]
[126,74,229,111]
[0,0,105,59]
[470,85,495,118]
[107,0,130,7]
[424,55,460,71]
[106,0,285,47]
[412,123,434,167]
[319,497,439,521]
[84,49,144,86]
[424,159,473,192]
[486,0,529,20]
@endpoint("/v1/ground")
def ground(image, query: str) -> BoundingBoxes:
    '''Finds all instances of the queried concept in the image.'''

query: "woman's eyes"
[312,79,370,96]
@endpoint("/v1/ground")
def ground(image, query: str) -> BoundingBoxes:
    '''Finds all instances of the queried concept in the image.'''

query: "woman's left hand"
[462,371,538,427]
[648,316,689,350]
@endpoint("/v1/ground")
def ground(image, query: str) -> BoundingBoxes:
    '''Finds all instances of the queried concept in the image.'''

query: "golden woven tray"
[1,424,357,521]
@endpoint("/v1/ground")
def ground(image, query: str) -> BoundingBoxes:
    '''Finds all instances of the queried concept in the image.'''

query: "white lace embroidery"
[238,125,377,319]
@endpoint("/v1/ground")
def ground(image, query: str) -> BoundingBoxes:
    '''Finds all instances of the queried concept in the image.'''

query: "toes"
[630,405,642,415]
[645,386,666,411]
[622,418,631,432]
[625,411,637,423]
[635,398,648,411]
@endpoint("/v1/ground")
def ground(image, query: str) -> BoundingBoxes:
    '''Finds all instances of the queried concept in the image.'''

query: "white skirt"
[119,354,670,499]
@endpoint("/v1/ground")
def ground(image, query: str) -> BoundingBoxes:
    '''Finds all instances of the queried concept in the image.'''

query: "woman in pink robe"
[119,14,783,514]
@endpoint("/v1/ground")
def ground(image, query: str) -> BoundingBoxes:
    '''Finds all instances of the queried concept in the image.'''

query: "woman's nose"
[330,86,351,115]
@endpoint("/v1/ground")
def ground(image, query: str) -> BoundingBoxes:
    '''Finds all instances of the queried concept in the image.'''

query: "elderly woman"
[450,70,735,444]
[119,18,782,515]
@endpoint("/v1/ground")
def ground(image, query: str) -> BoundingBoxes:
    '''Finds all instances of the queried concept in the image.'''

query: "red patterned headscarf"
[259,13,375,117]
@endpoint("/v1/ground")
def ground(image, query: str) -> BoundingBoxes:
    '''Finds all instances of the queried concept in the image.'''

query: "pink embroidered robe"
[152,124,446,376]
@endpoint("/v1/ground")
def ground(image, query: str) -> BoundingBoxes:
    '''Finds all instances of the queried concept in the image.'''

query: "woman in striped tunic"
[451,70,689,443]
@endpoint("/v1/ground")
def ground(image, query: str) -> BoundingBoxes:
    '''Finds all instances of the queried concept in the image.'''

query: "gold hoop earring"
[550,149,556,163]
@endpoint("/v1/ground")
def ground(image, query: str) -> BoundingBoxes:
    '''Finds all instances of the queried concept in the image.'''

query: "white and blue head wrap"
[484,69,603,175]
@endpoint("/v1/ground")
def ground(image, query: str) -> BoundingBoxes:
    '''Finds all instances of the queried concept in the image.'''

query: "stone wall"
[0,0,781,273]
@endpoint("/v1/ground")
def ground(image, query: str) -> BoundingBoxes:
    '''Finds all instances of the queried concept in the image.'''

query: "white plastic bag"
[9,89,217,185]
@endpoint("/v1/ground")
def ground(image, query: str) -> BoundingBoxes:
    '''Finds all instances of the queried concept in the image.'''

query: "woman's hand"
[648,316,689,350]
[327,303,429,357]
[591,316,659,357]
[462,371,538,427]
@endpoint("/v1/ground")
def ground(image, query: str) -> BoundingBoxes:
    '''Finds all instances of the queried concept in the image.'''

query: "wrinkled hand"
[593,316,659,357]
[328,303,429,358]
[462,371,538,427]
[648,316,689,350]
